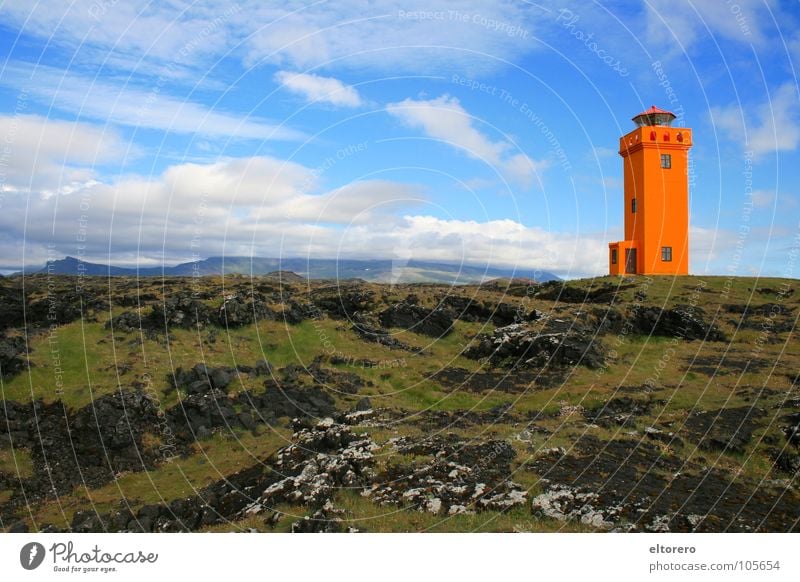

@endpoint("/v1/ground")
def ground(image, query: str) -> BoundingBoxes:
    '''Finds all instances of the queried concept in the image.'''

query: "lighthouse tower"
[608,106,692,276]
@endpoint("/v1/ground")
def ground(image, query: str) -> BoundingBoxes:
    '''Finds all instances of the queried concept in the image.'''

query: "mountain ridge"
[17,255,559,284]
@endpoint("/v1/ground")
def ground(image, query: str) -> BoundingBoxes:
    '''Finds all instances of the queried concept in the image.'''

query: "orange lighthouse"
[608,106,692,275]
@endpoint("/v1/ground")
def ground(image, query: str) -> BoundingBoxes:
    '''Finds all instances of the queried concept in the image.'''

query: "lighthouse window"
[661,154,672,169]
[631,198,637,213]
[611,249,617,264]
[662,246,673,262]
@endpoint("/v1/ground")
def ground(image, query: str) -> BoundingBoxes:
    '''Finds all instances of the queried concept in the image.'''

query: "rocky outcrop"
[367,435,527,515]
[351,312,417,351]
[0,286,25,330]
[310,286,374,320]
[725,303,795,333]
[308,359,367,394]
[0,391,167,498]
[534,281,634,304]
[0,335,28,378]
[149,295,213,329]
[106,310,144,333]
[27,290,100,326]
[170,363,236,395]
[282,302,318,324]
[110,295,213,333]
[584,397,655,428]
[464,319,605,369]
[531,485,617,530]
[629,305,726,341]
[216,293,277,327]
[526,435,800,532]
[782,411,800,447]
[249,417,377,510]
[378,301,453,337]
[441,295,540,326]
[683,407,765,454]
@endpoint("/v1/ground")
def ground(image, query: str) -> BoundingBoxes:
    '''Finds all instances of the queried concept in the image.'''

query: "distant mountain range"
[13,256,559,284]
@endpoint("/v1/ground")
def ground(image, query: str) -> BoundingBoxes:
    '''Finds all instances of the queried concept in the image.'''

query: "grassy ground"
[1,273,798,531]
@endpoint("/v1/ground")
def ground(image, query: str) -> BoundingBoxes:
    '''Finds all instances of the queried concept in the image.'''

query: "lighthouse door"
[625,249,637,274]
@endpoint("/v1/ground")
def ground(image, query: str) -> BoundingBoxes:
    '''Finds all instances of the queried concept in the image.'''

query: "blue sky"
[0,0,798,278]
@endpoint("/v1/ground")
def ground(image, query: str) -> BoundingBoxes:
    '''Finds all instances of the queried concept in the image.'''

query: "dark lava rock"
[528,434,800,532]
[440,295,537,326]
[283,302,319,324]
[113,292,158,307]
[27,289,100,326]
[464,320,605,369]
[351,313,416,351]
[107,310,143,333]
[254,359,272,376]
[291,507,345,533]
[584,397,654,427]
[629,305,726,341]
[0,335,28,379]
[216,293,277,327]
[683,407,765,454]
[535,281,634,304]
[782,411,800,446]
[725,303,793,316]
[71,509,106,533]
[68,391,164,462]
[150,295,213,330]
[171,363,236,394]
[590,307,625,334]
[0,390,168,500]
[110,295,215,333]
[432,366,546,393]
[8,521,29,533]
[308,360,366,394]
[724,303,795,333]
[0,286,25,330]
[310,286,374,320]
[768,448,800,474]
[378,301,453,337]
[256,385,336,419]
[169,390,239,435]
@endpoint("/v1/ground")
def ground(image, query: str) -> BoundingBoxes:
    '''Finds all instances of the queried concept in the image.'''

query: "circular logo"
[20,542,46,570]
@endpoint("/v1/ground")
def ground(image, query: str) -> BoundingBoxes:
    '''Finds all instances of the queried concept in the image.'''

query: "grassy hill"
[0,273,797,532]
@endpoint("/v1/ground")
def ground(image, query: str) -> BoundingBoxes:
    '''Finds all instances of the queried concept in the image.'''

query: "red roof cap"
[632,105,676,120]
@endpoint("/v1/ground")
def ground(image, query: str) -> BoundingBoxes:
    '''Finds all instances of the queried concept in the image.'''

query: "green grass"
[0,447,34,479]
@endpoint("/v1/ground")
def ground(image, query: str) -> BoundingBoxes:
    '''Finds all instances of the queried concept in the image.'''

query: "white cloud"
[267,180,423,223]
[711,83,800,157]
[387,95,546,187]
[275,71,363,107]
[0,153,428,265]
[0,1,542,76]
[0,1,241,77]
[751,190,775,208]
[644,0,771,52]
[0,62,303,141]
[239,0,540,73]
[337,216,607,278]
[0,114,128,192]
[0,151,605,277]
